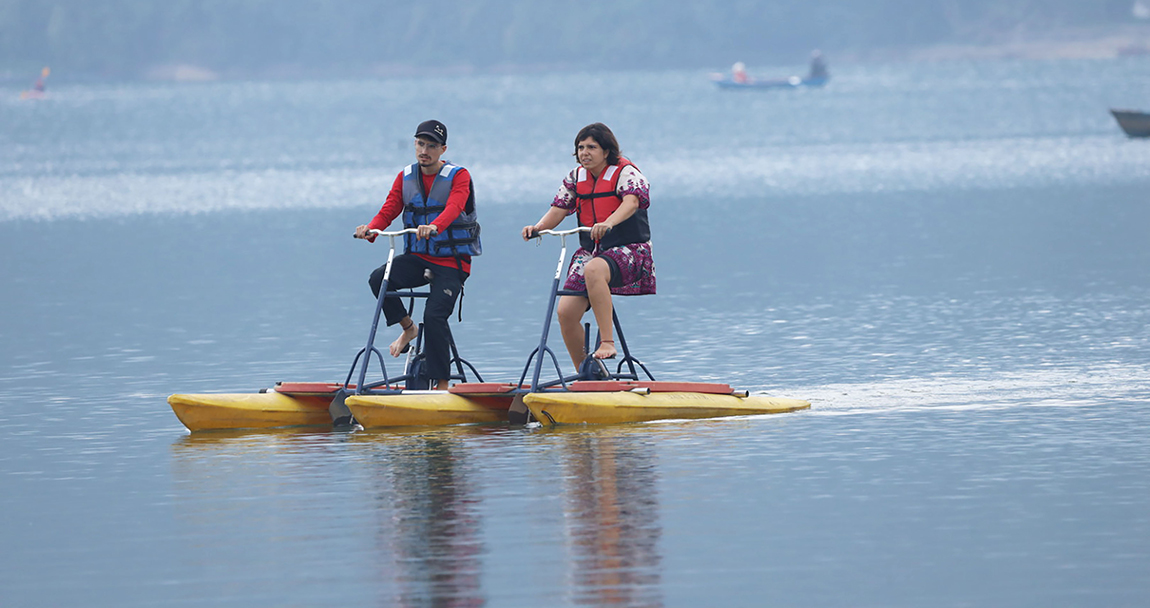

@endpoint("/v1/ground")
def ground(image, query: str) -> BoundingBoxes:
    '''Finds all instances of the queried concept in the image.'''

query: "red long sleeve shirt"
[366,165,472,274]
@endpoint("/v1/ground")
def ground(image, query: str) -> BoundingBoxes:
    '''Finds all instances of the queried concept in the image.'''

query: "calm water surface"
[2,58,1150,606]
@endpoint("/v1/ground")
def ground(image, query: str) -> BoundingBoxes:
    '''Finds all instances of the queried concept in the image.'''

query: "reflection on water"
[362,431,485,608]
[169,424,673,606]
[171,426,491,605]
[555,430,663,607]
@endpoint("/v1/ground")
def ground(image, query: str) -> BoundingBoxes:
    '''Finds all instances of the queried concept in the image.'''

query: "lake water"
[2,58,1150,606]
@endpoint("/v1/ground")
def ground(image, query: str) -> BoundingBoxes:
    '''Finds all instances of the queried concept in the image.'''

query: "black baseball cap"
[415,120,447,145]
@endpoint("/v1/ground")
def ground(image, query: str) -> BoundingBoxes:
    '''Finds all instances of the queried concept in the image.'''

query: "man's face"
[415,136,445,171]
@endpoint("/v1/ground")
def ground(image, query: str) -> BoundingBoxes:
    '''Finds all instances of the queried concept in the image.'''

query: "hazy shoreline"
[889,23,1150,62]
[6,23,1148,85]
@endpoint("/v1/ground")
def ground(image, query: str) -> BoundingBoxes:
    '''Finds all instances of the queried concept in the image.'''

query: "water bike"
[484,227,810,426]
[168,228,809,431]
[169,228,516,431]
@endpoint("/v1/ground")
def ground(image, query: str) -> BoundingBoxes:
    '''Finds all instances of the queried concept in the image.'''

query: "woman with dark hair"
[521,123,656,368]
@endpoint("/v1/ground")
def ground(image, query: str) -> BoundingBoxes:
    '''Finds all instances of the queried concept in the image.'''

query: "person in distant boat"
[732,61,749,84]
[521,122,656,368]
[33,66,49,92]
[353,119,481,390]
[808,50,828,80]
[20,66,48,99]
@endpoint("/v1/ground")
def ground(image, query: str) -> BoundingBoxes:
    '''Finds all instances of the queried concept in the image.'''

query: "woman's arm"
[522,206,568,240]
[591,194,639,242]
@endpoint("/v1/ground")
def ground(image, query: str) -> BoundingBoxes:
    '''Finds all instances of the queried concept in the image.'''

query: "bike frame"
[517,227,655,392]
[342,228,482,394]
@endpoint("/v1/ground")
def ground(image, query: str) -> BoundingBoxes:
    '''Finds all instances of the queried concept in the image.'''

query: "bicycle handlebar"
[369,228,420,237]
[536,227,592,237]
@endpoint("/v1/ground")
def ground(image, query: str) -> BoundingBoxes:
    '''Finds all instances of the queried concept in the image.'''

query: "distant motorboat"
[712,74,829,90]
[1110,109,1150,137]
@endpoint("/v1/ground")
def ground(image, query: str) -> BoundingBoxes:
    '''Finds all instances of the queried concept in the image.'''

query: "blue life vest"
[401,162,482,257]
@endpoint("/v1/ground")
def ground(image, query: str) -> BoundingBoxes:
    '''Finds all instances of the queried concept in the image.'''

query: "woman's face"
[576,137,609,174]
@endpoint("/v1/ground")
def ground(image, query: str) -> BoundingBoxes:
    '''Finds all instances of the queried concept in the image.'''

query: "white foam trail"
[784,363,1150,415]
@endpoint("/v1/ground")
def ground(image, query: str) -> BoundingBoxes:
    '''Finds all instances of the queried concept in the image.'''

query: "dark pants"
[368,254,467,381]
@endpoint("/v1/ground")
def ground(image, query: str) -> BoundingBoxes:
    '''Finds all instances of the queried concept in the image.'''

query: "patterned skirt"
[562,241,656,296]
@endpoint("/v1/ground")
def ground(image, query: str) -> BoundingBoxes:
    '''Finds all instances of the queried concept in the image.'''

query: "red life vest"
[573,158,651,251]
[574,158,634,226]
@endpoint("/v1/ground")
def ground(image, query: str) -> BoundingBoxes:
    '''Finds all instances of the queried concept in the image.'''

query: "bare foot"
[592,339,616,360]
[389,323,418,357]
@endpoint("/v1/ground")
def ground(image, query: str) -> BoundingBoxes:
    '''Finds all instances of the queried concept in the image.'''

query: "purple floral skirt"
[563,242,656,296]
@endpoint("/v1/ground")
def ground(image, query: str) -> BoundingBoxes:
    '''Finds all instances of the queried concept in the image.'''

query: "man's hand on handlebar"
[355,225,436,240]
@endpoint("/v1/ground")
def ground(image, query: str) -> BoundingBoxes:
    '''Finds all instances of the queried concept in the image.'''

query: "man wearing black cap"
[353,120,482,390]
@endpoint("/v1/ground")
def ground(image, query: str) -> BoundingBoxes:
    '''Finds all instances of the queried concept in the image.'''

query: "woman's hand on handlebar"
[522,225,540,241]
